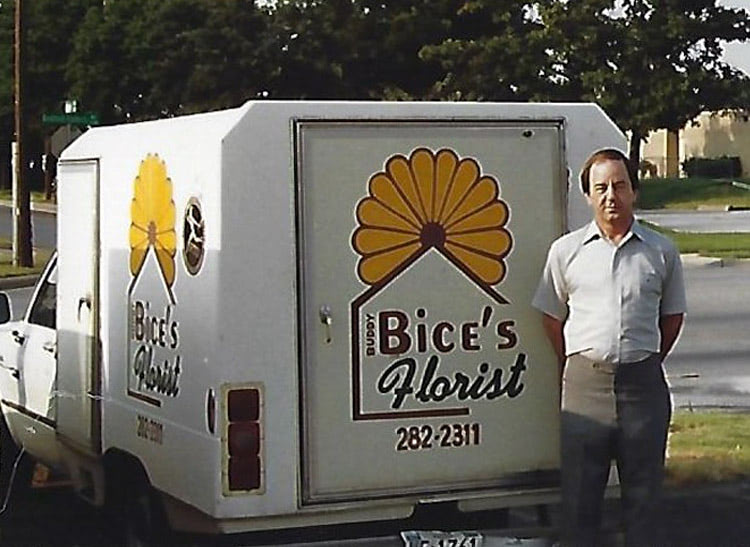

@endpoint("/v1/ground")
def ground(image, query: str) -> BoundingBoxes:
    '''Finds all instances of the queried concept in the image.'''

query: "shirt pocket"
[625,268,660,300]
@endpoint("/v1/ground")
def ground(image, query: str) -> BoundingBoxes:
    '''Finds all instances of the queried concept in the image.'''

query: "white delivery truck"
[0,102,623,543]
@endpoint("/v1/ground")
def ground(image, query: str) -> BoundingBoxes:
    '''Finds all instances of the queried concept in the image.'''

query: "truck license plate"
[401,530,483,547]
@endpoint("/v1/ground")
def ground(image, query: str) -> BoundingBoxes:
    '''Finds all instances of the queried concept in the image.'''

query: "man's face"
[586,158,637,226]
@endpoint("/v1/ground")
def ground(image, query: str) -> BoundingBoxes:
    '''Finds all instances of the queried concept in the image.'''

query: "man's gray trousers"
[560,353,671,547]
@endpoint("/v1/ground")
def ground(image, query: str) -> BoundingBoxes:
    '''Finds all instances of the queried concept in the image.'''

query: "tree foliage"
[67,0,277,122]
[535,0,750,159]
[419,1,554,101]
[0,0,98,187]
[267,0,462,99]
[0,0,749,182]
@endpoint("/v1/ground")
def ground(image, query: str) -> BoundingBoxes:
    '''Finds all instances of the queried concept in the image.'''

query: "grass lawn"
[0,238,51,277]
[641,221,750,259]
[0,189,49,203]
[638,177,750,210]
[666,411,750,486]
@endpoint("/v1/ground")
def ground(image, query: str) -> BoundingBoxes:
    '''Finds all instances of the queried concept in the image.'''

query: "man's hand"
[659,313,684,362]
[541,313,566,373]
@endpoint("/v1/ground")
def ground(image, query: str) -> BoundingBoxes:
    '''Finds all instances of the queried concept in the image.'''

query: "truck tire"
[0,415,34,513]
[122,486,170,547]
[105,454,170,547]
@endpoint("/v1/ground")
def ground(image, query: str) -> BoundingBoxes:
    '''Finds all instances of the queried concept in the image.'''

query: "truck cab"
[0,254,61,472]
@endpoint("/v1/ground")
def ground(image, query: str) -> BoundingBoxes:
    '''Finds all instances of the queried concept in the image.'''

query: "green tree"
[268,0,467,99]
[419,1,555,101]
[0,1,15,188]
[26,0,99,180]
[127,0,212,117]
[353,0,468,98]
[67,0,165,123]
[0,0,97,189]
[537,0,750,163]
[185,0,276,110]
[67,0,275,120]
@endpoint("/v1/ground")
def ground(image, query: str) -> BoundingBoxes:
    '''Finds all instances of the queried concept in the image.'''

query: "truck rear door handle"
[319,305,332,344]
[43,341,56,354]
[78,296,92,321]
[0,359,19,380]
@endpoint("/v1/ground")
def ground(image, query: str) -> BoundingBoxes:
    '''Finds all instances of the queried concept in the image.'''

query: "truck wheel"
[122,487,169,547]
[0,416,34,513]
[105,456,170,547]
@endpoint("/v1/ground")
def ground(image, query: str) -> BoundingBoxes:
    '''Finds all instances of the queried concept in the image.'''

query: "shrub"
[682,156,742,178]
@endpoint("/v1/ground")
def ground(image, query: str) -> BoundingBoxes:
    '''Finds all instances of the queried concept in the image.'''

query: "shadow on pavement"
[3,480,750,546]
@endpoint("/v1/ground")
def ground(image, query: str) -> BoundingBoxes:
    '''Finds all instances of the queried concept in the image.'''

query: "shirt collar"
[629,219,648,242]
[582,219,643,246]
[582,221,602,244]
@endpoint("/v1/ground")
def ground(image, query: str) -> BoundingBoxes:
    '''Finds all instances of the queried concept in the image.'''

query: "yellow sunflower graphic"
[129,155,177,297]
[352,148,512,287]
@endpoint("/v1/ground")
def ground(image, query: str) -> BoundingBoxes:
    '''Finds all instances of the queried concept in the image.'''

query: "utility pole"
[13,0,33,267]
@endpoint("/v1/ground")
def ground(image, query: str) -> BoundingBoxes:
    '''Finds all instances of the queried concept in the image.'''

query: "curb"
[695,204,750,212]
[30,202,57,215]
[680,253,724,267]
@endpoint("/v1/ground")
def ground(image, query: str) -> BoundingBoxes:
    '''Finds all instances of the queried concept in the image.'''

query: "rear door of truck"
[295,120,566,504]
[56,159,102,454]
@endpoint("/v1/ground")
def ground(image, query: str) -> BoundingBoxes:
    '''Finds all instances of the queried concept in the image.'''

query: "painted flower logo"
[129,154,177,299]
[352,148,512,290]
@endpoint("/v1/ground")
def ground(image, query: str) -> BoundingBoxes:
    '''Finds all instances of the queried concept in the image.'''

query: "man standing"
[532,149,686,546]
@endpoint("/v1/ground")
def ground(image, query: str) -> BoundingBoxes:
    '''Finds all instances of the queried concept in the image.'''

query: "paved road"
[667,258,750,409]
[0,205,56,249]
[637,209,750,232]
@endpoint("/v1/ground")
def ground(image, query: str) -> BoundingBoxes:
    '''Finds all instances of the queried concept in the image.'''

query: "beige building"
[641,111,750,177]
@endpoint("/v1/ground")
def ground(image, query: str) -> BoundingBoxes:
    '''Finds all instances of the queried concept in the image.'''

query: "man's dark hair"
[579,148,639,195]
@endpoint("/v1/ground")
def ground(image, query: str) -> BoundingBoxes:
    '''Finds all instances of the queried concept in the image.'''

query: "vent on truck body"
[222,384,264,495]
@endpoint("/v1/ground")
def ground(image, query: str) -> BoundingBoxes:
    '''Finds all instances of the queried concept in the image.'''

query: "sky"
[720,0,750,75]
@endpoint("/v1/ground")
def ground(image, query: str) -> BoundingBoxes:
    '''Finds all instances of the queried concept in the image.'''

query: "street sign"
[42,112,99,126]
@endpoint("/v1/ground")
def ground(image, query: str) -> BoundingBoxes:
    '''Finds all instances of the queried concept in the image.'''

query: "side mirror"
[0,293,11,324]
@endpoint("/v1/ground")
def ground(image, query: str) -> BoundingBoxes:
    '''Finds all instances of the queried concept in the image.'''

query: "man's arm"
[659,313,684,362]
[541,313,566,373]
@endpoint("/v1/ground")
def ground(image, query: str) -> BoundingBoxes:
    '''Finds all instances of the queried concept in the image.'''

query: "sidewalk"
[496,480,750,546]
[0,198,57,214]
[636,208,750,233]
[475,480,750,546]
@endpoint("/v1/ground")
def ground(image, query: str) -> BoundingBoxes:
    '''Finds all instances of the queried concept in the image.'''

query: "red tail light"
[225,386,263,493]
[228,388,259,421]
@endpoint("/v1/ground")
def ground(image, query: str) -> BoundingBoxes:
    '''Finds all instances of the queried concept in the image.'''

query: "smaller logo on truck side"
[127,154,183,407]
[183,197,205,275]
[350,148,528,420]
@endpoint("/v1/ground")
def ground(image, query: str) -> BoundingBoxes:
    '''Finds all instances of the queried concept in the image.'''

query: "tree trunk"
[43,136,54,201]
[628,128,642,184]
[13,0,33,268]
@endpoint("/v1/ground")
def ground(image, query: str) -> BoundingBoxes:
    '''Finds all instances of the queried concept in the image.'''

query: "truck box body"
[3,101,624,533]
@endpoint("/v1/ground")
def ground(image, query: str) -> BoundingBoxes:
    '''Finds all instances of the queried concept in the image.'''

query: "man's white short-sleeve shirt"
[532,220,687,363]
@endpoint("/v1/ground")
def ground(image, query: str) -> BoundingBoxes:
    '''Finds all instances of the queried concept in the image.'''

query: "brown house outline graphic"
[349,147,513,421]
